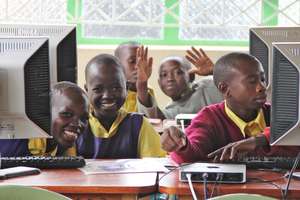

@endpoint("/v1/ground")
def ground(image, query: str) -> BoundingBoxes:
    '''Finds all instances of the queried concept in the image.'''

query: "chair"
[209,193,277,200]
[0,185,71,200]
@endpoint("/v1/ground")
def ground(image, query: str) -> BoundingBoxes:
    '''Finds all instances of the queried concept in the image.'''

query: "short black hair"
[85,54,125,82]
[159,56,195,82]
[51,81,87,106]
[114,41,141,58]
[213,52,260,87]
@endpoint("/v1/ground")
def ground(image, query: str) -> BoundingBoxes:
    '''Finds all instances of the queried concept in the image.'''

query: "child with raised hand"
[160,52,299,164]
[137,47,223,120]
[76,54,165,159]
[29,81,89,156]
[114,41,155,112]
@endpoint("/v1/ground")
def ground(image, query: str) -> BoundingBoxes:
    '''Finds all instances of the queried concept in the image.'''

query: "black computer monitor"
[270,42,300,146]
[249,27,300,99]
[0,24,77,84]
[0,37,51,139]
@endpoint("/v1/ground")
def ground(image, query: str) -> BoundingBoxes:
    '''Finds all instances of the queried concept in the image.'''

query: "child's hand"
[161,126,187,152]
[136,46,153,83]
[185,47,214,76]
[207,134,268,161]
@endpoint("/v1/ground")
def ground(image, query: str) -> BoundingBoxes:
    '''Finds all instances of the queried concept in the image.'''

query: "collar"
[89,108,128,138]
[225,101,266,137]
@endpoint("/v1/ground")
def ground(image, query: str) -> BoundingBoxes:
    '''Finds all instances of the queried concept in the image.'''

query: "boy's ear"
[218,82,230,97]
[84,84,88,92]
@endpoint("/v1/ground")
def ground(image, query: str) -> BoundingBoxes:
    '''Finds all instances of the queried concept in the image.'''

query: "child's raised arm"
[136,45,153,107]
[185,47,214,76]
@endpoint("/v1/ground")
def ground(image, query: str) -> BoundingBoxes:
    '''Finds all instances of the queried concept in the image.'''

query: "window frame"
[67,0,279,46]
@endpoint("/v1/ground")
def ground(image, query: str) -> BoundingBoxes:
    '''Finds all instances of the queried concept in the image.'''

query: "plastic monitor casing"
[270,42,300,146]
[0,37,51,139]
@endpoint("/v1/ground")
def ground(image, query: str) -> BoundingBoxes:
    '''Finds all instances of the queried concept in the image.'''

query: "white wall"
[77,45,248,107]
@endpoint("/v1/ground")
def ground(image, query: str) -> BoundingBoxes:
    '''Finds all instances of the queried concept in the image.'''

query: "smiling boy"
[77,54,165,158]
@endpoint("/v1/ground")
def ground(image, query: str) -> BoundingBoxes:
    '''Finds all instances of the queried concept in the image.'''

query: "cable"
[180,119,185,133]
[210,173,223,198]
[249,176,285,199]
[247,175,286,184]
[202,172,208,200]
[283,151,300,200]
[158,162,192,182]
[186,173,198,200]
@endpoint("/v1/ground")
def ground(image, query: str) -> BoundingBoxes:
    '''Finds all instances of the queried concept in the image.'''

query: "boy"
[137,47,223,119]
[160,52,299,163]
[29,81,89,156]
[114,41,155,112]
[76,54,165,159]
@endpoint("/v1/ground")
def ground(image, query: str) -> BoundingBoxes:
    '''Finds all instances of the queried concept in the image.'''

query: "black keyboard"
[226,156,299,170]
[0,156,86,169]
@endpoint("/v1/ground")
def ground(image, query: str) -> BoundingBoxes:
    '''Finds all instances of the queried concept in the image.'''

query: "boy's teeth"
[103,102,115,107]
[64,131,78,139]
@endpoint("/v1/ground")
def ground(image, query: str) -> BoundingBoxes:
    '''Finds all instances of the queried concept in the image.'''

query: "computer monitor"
[0,24,77,84]
[249,27,300,99]
[270,42,300,146]
[0,37,51,139]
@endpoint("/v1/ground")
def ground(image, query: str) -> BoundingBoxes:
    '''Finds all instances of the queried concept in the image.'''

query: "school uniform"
[28,138,76,156]
[122,87,155,112]
[0,139,31,156]
[171,101,300,164]
[138,76,223,119]
[77,109,166,159]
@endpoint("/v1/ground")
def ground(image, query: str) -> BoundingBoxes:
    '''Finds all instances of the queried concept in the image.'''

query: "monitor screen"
[0,24,77,85]
[249,27,300,100]
[270,42,300,146]
[0,37,51,139]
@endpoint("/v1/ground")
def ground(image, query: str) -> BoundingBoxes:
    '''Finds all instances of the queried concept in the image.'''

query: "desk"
[0,168,158,200]
[159,169,300,199]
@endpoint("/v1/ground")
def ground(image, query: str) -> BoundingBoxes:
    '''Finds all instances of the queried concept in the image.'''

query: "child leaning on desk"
[160,52,300,164]
[29,81,89,156]
[76,54,166,159]
[137,47,223,120]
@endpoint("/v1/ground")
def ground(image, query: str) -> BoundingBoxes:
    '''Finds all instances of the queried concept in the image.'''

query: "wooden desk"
[0,168,158,200]
[159,169,300,199]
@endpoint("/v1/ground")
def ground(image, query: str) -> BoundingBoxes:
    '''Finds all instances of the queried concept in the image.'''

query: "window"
[82,0,164,39]
[0,0,299,46]
[0,0,67,23]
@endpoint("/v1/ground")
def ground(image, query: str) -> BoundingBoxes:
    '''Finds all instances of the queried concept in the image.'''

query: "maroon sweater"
[171,101,300,164]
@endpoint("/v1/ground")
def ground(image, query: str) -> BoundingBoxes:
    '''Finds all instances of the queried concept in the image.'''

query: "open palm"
[185,47,214,76]
[136,46,153,82]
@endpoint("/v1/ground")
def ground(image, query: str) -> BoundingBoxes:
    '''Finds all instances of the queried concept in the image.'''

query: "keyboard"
[0,156,86,169]
[226,156,299,170]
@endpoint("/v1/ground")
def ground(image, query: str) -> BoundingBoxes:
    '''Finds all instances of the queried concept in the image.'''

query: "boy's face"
[158,60,190,100]
[51,90,89,149]
[85,63,126,120]
[225,60,267,111]
[117,45,139,85]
